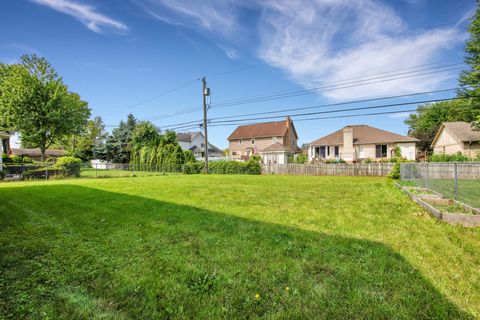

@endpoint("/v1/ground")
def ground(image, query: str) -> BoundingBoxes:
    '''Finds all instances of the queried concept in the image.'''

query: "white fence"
[262,163,394,176]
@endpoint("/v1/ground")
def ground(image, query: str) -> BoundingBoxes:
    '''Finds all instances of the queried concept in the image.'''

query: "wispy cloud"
[257,0,464,100]
[216,43,239,60]
[137,0,467,99]
[31,0,128,34]
[139,0,238,36]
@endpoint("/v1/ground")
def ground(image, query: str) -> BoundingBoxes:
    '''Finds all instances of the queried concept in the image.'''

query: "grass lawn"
[1,175,480,319]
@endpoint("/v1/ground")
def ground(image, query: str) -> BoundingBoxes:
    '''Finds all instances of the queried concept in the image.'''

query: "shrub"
[184,159,261,175]
[22,156,33,163]
[54,156,82,177]
[2,153,12,163]
[10,155,23,163]
[183,161,202,174]
[0,170,5,181]
[428,152,470,162]
[326,158,346,164]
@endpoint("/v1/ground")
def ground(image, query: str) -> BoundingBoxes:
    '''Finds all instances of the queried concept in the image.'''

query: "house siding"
[433,128,464,154]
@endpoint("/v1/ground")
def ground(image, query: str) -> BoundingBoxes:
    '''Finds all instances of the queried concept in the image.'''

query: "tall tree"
[0,55,90,160]
[96,114,137,163]
[459,1,480,128]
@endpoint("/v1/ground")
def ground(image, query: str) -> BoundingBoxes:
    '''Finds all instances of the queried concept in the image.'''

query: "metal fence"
[400,162,480,209]
[1,162,183,181]
[262,163,394,176]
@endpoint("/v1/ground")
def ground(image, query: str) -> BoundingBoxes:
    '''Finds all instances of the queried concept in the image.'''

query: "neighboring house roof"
[10,148,66,157]
[432,122,480,146]
[228,118,298,140]
[176,132,192,143]
[260,142,293,153]
[309,125,419,146]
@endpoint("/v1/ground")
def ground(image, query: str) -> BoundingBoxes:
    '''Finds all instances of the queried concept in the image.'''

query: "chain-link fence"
[400,162,480,209]
[1,162,184,181]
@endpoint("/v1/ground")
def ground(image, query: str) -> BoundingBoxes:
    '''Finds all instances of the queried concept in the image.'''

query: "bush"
[326,158,346,164]
[2,153,12,163]
[184,159,261,175]
[183,161,202,174]
[22,156,33,163]
[10,155,23,163]
[54,156,82,177]
[428,152,470,162]
[0,170,5,181]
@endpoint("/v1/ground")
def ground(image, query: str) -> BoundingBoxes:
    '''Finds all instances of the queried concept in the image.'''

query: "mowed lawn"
[1,175,480,319]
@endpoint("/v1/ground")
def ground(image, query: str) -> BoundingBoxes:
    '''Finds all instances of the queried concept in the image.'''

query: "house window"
[239,140,242,144]
[251,138,255,144]
[375,144,387,158]
[334,146,339,157]
[232,151,237,155]
[327,146,330,156]
[201,143,204,147]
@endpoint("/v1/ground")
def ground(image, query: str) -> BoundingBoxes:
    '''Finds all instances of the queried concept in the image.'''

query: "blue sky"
[0,0,476,149]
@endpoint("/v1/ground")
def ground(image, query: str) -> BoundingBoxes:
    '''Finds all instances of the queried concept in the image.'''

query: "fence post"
[425,163,429,189]
[454,162,458,201]
[95,163,98,178]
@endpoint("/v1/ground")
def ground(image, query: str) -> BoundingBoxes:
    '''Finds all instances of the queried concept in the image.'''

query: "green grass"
[1,175,480,319]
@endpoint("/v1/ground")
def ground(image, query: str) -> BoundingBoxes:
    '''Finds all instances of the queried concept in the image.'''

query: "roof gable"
[309,125,419,146]
[432,122,480,146]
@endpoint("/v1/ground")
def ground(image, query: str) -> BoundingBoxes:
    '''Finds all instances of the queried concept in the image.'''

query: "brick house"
[227,117,300,164]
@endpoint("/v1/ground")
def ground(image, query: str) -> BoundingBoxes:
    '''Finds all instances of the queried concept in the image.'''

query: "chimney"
[285,116,290,129]
[342,126,354,161]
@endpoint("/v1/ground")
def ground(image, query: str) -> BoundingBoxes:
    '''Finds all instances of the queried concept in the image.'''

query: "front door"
[320,146,326,158]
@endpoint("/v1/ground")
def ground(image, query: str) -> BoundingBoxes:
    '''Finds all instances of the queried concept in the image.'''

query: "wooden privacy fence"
[261,163,394,176]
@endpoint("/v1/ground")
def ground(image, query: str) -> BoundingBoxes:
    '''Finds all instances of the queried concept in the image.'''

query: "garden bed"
[395,183,480,227]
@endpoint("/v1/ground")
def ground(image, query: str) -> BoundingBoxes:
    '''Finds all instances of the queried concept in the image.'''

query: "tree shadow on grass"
[0,184,474,319]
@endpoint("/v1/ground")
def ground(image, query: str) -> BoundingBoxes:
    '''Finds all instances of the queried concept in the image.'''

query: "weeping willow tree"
[130,124,186,172]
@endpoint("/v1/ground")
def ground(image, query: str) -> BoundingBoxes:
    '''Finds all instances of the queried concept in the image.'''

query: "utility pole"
[202,76,210,174]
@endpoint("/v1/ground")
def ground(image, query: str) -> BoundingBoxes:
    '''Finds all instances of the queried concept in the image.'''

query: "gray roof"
[11,148,66,157]
[176,132,192,142]
[440,122,480,143]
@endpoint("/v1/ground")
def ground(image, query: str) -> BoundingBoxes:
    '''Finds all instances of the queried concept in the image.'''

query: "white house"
[176,132,223,160]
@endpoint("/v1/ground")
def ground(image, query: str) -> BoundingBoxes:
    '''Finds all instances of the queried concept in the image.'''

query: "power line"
[101,78,199,116]
[147,59,463,120]
[161,88,461,130]
[209,96,473,125]
[209,65,464,109]
[148,62,463,125]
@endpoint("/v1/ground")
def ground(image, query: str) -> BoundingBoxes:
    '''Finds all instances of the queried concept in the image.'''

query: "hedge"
[183,160,261,175]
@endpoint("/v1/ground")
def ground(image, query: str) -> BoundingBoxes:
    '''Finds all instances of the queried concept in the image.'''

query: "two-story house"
[227,117,300,164]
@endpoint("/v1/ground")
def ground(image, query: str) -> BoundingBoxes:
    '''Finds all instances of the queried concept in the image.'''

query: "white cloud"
[31,0,128,34]
[137,0,465,100]
[257,0,463,100]
[216,44,239,60]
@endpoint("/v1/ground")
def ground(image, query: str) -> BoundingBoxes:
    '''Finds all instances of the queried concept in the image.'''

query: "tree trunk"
[40,146,46,162]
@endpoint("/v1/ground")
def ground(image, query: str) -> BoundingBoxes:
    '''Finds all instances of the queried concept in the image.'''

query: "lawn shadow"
[0,184,474,319]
